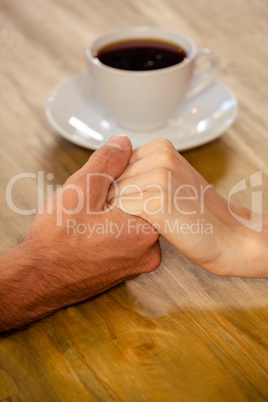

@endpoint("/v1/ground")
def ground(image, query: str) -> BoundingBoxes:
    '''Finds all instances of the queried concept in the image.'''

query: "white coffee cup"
[86,27,218,131]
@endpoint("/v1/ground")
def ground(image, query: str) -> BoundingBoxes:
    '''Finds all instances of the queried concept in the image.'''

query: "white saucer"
[45,71,238,151]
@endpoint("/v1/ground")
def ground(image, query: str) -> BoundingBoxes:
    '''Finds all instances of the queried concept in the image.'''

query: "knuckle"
[149,167,170,187]
[152,246,162,270]
[143,243,162,273]
[154,147,177,166]
[152,137,175,150]
[97,146,125,167]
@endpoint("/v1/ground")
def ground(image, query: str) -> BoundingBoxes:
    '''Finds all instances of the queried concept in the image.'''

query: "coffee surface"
[97,39,187,71]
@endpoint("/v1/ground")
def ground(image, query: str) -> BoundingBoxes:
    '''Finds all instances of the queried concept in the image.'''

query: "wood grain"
[0,0,267,400]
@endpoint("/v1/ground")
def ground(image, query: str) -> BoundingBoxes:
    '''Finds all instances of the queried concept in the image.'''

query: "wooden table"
[0,0,267,400]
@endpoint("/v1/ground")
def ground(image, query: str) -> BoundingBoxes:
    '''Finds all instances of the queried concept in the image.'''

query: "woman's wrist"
[204,195,268,278]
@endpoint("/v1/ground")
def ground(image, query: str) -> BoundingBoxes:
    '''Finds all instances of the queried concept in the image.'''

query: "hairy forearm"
[0,242,45,331]
[0,240,66,331]
[0,238,95,332]
[0,232,158,332]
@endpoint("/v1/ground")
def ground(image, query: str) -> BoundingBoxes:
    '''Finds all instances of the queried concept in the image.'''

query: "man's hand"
[0,135,161,332]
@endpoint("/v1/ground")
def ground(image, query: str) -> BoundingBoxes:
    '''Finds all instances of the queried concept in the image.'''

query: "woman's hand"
[108,138,268,278]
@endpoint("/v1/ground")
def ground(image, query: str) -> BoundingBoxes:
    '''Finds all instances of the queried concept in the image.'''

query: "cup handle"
[186,49,218,99]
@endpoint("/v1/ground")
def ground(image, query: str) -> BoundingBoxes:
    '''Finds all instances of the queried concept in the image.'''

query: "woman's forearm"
[199,195,268,278]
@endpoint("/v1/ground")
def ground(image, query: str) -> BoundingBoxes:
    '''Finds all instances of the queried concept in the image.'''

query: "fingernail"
[107,135,131,149]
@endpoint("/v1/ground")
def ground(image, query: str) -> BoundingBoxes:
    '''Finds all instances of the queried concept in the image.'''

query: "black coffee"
[97,39,187,71]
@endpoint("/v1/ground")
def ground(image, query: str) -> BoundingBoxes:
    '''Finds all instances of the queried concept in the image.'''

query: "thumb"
[89,134,132,175]
[83,135,132,209]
